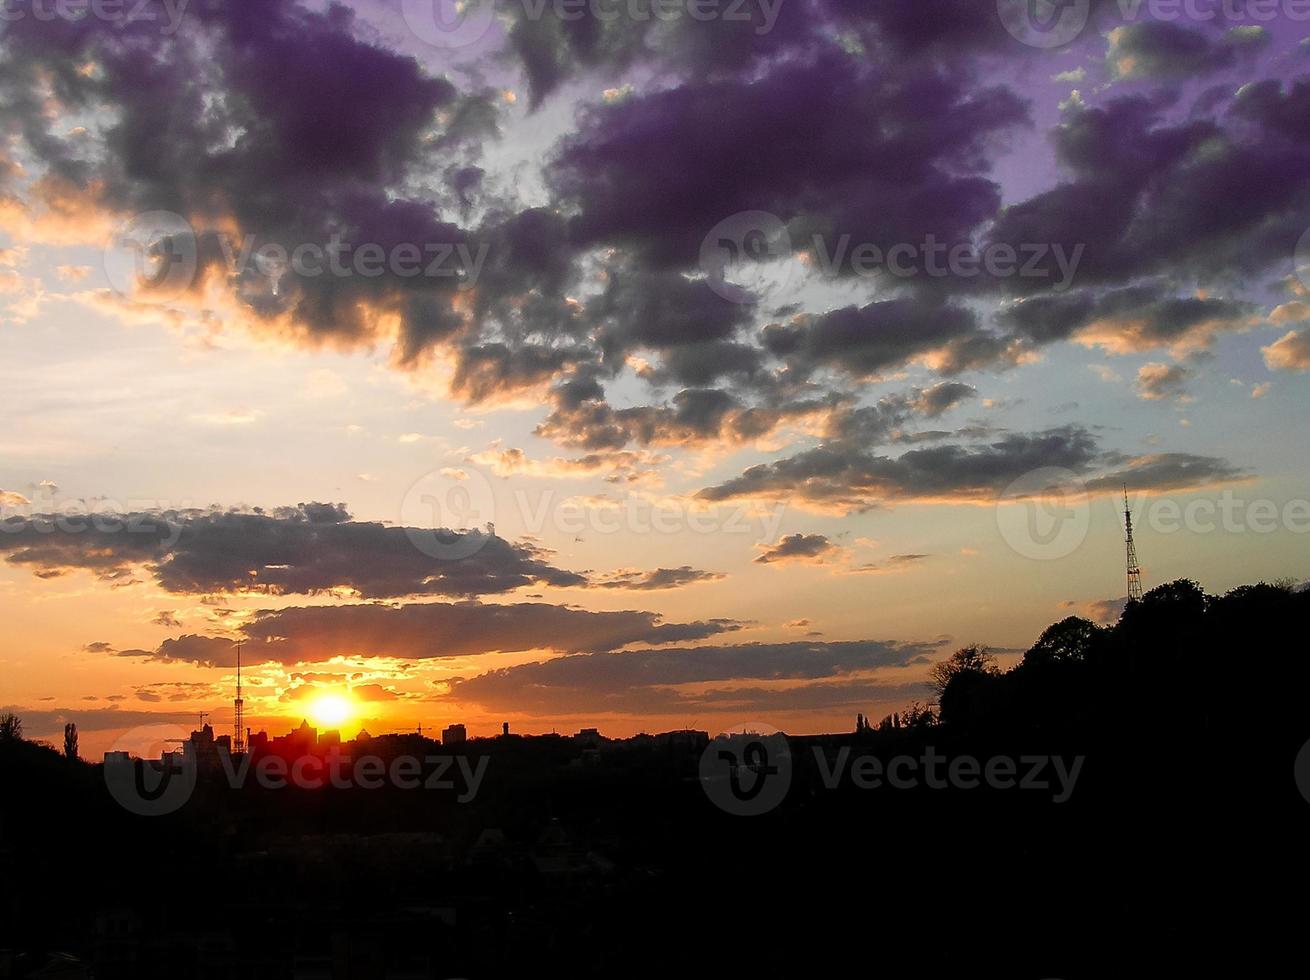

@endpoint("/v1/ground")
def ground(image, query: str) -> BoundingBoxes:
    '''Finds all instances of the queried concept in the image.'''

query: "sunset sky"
[2,0,1308,757]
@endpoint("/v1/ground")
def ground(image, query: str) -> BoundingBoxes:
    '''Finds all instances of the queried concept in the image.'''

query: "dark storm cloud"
[667,679,934,715]
[700,426,1103,511]
[0,0,1287,498]
[504,0,812,107]
[0,502,587,597]
[501,0,1073,109]
[534,384,833,452]
[550,269,769,395]
[0,704,198,736]
[985,90,1310,290]
[754,534,840,565]
[590,271,756,352]
[117,602,742,666]
[824,0,1013,54]
[0,0,525,364]
[699,422,1244,512]
[1231,76,1310,141]
[912,382,978,417]
[1088,453,1247,493]
[526,33,1044,409]
[459,207,580,342]
[548,50,1024,269]
[457,674,933,717]
[848,554,931,574]
[446,638,942,715]
[995,285,1255,352]
[637,341,767,388]
[1105,22,1265,80]
[503,0,1140,112]
[1135,362,1192,401]
[762,301,981,381]
[450,343,587,404]
[589,567,726,591]
[0,1,460,215]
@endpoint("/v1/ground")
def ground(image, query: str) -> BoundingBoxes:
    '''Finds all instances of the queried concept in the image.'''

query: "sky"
[1,0,1308,757]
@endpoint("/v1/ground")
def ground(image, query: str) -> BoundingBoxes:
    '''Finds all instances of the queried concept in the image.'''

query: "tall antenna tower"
[233,640,246,754]
[1123,486,1143,602]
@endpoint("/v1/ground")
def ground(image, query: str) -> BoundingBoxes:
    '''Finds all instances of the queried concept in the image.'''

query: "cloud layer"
[0,503,589,597]
[115,600,742,666]
[447,638,944,715]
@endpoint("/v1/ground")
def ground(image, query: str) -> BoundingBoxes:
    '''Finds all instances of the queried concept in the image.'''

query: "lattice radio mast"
[233,640,247,754]
[1123,486,1143,602]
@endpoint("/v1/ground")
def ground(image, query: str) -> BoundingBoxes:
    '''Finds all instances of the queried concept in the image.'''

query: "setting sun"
[306,693,355,730]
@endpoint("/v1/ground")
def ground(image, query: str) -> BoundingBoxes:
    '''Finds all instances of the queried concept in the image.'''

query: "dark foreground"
[2,579,1307,978]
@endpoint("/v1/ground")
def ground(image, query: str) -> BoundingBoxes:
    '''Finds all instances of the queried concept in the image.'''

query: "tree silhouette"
[929,644,998,696]
[63,722,78,760]
[1022,616,1106,669]
[931,645,1002,726]
[0,712,23,742]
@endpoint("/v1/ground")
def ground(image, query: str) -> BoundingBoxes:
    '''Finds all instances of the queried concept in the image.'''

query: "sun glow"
[306,693,355,729]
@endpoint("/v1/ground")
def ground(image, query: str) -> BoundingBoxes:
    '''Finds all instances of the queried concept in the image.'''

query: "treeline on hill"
[928,578,1309,741]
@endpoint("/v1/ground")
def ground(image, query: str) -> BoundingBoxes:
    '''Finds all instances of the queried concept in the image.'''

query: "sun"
[306,692,355,729]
